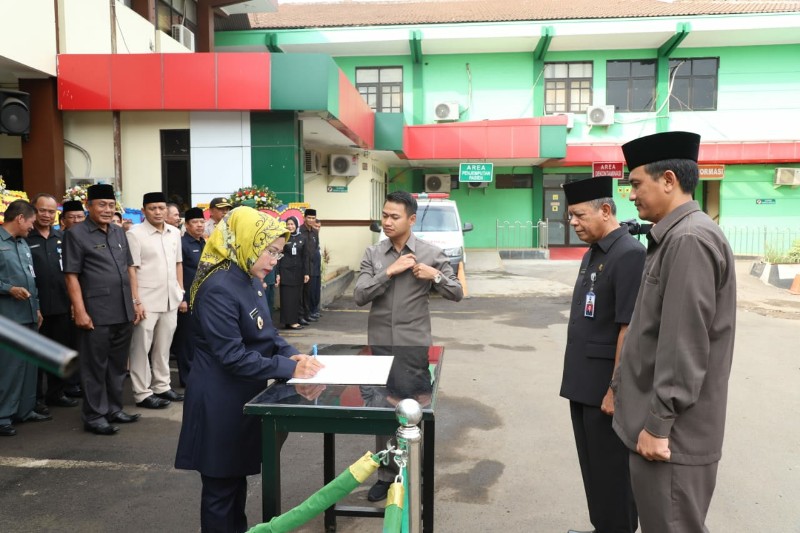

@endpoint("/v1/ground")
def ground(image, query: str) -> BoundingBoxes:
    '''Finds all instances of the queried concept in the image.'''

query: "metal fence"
[495,221,799,258]
[720,226,800,257]
[496,219,548,249]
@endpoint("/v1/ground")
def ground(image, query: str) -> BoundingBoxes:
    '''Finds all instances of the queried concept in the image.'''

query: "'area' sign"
[459,163,494,182]
[592,162,624,179]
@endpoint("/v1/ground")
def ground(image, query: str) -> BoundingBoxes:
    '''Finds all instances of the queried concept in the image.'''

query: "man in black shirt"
[560,176,645,533]
[299,208,320,323]
[27,194,78,409]
[173,207,206,386]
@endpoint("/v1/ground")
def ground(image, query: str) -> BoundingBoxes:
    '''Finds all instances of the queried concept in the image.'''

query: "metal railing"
[720,226,800,257]
[496,219,548,249]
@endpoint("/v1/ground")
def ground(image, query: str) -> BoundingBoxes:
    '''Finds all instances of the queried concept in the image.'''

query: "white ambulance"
[374,193,473,272]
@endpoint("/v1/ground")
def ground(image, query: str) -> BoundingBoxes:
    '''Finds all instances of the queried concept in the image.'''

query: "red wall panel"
[57,55,112,110]
[217,53,270,110]
[163,54,216,109]
[110,54,162,110]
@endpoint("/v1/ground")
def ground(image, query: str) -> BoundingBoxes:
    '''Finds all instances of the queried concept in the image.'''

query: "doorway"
[160,129,191,212]
[543,174,588,246]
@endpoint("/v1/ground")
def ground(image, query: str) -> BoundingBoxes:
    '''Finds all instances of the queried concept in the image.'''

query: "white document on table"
[287,355,394,385]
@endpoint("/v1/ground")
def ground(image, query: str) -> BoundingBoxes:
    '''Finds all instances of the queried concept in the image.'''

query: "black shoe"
[108,411,141,424]
[155,389,184,402]
[306,315,319,322]
[20,411,53,423]
[310,313,321,319]
[64,387,83,398]
[34,403,51,416]
[367,480,392,502]
[84,423,118,436]
[135,395,171,409]
[298,318,310,326]
[46,394,79,408]
[0,424,16,437]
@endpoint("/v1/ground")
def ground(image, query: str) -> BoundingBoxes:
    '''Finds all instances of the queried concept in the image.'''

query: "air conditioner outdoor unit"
[468,181,489,189]
[424,174,450,193]
[774,167,800,186]
[172,25,195,51]
[434,102,459,122]
[304,150,321,174]
[586,105,615,126]
[553,112,574,130]
[329,154,359,177]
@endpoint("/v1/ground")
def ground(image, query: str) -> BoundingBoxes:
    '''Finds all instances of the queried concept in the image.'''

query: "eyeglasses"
[265,250,284,260]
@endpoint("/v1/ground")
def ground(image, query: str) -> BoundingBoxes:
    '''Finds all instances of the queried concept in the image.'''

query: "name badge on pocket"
[584,291,595,318]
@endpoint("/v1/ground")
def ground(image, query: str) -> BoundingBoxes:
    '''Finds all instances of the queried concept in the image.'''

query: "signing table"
[244,344,443,532]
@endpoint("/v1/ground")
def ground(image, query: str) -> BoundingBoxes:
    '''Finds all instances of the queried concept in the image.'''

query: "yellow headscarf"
[190,206,289,305]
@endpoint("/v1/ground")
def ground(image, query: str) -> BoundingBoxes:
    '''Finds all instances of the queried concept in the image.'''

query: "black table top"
[244,344,443,419]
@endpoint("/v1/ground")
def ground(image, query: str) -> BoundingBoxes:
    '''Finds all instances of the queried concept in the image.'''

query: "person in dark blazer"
[175,207,322,533]
[560,176,645,533]
[299,208,320,322]
[172,207,206,387]
[63,184,145,435]
[275,216,308,330]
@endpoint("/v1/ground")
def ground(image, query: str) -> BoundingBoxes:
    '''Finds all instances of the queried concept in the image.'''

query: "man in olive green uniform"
[613,131,737,532]
[0,200,49,436]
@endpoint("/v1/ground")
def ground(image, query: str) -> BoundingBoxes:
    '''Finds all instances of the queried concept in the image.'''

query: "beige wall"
[304,152,386,270]
[120,111,189,208]
[62,111,189,208]
[0,0,57,76]
[59,0,189,55]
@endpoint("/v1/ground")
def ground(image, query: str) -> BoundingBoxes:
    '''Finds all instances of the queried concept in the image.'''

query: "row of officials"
[0,186,322,437]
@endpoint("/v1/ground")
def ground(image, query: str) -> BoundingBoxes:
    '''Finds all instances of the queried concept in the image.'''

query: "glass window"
[413,206,460,232]
[606,60,656,112]
[356,67,403,112]
[496,174,533,189]
[544,61,593,114]
[669,58,719,111]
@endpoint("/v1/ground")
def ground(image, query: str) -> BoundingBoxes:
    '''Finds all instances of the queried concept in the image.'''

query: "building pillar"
[250,111,304,204]
[19,78,65,197]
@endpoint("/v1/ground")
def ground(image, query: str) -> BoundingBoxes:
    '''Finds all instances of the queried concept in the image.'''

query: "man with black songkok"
[612,131,736,532]
[60,200,86,231]
[560,176,644,533]
[58,199,86,398]
[172,207,206,387]
[126,192,184,409]
[64,184,144,435]
[299,208,321,323]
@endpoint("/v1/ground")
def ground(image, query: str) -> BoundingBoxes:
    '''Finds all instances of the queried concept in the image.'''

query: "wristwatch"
[433,272,442,284]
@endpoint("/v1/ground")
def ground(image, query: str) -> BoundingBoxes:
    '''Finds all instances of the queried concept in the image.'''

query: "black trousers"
[304,275,321,316]
[570,401,638,533]
[78,322,133,426]
[173,310,194,387]
[200,475,248,533]
[37,313,71,401]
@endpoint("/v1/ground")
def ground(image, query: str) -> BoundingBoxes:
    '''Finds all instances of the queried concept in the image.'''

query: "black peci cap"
[62,200,85,213]
[142,192,167,205]
[563,176,614,206]
[184,207,205,222]
[621,131,701,171]
[87,184,115,201]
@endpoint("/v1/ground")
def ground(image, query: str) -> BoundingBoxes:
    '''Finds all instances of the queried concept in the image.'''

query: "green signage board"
[327,185,348,193]
[459,163,494,183]
[755,198,776,205]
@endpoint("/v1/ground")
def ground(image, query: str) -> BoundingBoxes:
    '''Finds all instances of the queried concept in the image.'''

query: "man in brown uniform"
[613,131,737,532]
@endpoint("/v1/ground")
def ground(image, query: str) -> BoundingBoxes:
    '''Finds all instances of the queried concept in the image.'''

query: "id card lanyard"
[584,272,596,318]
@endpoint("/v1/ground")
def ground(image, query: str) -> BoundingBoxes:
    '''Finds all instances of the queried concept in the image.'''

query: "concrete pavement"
[0,254,798,532]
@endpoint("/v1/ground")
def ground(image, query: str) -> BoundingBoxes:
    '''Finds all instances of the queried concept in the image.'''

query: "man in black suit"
[299,208,320,323]
[559,176,644,533]
[63,184,143,435]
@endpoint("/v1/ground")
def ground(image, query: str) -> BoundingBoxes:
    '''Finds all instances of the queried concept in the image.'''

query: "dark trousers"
[629,452,718,533]
[64,321,82,391]
[304,274,321,316]
[200,475,248,533]
[173,311,195,387]
[37,313,71,401]
[78,322,133,426]
[570,401,638,533]
[0,323,38,425]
